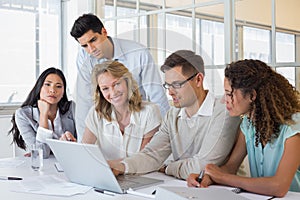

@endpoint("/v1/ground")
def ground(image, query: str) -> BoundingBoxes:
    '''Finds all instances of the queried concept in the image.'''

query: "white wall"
[0,116,27,158]
[0,116,14,158]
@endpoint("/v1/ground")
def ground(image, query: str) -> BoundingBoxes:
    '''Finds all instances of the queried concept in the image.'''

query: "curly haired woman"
[187,59,300,197]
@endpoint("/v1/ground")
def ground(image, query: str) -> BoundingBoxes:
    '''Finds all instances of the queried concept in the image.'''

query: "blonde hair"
[92,60,142,121]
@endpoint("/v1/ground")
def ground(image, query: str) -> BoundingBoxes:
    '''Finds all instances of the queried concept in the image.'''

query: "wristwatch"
[159,164,167,173]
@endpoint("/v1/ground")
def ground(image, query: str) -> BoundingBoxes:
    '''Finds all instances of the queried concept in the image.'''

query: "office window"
[199,19,225,66]
[198,19,225,95]
[156,12,194,65]
[243,26,270,63]
[276,67,295,86]
[204,68,225,95]
[165,12,193,54]
[0,0,61,104]
[275,32,296,87]
[104,5,147,45]
[276,32,295,63]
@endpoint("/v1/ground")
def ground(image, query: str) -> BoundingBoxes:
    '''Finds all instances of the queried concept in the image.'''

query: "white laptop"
[46,139,163,194]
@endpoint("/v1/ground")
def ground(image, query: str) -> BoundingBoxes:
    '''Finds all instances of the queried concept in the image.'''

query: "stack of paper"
[11,175,92,197]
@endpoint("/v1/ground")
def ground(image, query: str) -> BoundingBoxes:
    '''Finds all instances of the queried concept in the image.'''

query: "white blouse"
[36,109,63,142]
[85,102,161,160]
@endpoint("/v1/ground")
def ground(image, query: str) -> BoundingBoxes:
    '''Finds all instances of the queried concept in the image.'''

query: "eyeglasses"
[163,73,198,89]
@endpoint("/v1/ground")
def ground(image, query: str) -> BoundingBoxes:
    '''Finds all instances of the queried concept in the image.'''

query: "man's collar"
[110,37,126,61]
[179,90,215,118]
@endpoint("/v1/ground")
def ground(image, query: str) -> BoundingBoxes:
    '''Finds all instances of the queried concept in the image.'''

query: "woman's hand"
[59,131,77,142]
[205,164,226,184]
[38,99,51,117]
[24,152,31,157]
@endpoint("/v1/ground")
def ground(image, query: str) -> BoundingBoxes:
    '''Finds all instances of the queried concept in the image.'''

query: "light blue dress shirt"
[75,37,169,141]
[240,113,300,192]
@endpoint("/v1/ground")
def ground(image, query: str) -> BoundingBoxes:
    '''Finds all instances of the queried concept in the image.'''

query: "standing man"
[70,13,169,141]
[109,50,241,180]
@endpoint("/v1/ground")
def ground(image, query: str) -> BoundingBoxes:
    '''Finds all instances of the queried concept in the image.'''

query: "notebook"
[46,139,163,194]
[155,186,250,200]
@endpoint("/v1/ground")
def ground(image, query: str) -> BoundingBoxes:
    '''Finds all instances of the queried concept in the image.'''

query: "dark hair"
[225,59,300,146]
[70,13,104,40]
[8,67,71,150]
[161,50,205,76]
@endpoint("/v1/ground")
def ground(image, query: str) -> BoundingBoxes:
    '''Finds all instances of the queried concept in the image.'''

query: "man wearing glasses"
[109,50,240,180]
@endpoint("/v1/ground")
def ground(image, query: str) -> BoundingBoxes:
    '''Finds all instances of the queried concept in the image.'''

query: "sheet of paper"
[209,185,273,200]
[0,158,25,168]
[136,179,187,196]
[11,175,92,196]
[140,182,273,200]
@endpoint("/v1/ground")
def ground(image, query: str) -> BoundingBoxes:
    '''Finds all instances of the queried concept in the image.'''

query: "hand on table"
[59,131,76,142]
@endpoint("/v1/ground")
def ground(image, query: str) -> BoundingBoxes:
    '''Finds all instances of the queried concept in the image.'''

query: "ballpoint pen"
[0,176,23,180]
[94,188,115,196]
[197,170,205,184]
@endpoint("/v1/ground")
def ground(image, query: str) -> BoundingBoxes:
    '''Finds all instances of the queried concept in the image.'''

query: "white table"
[0,156,299,200]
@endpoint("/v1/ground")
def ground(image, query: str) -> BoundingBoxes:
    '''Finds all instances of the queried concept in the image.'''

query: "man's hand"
[158,165,167,173]
[187,173,200,187]
[107,160,125,176]
[187,173,213,188]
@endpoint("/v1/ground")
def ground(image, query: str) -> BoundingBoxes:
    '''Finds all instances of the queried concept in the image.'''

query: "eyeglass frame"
[163,73,198,89]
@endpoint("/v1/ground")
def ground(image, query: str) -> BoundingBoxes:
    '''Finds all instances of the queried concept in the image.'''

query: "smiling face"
[224,78,253,117]
[77,29,109,59]
[39,74,64,105]
[98,72,129,109]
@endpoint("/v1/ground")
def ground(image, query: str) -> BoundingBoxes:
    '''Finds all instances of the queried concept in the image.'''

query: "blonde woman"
[67,61,161,160]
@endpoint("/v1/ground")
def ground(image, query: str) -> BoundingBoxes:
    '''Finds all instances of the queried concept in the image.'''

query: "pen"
[197,170,205,184]
[94,188,115,196]
[0,176,23,180]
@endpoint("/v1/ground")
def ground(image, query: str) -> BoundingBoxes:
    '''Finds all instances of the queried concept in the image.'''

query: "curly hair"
[92,61,142,121]
[225,59,300,146]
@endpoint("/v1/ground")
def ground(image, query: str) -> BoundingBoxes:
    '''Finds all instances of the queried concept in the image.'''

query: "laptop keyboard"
[117,176,141,189]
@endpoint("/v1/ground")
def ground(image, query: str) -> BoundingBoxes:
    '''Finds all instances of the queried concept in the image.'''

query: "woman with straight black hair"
[9,67,76,158]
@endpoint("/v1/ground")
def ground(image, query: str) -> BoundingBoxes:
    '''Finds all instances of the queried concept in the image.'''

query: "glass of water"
[31,143,43,171]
